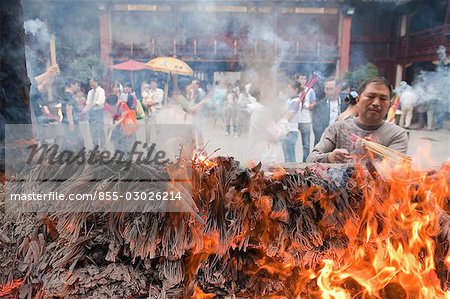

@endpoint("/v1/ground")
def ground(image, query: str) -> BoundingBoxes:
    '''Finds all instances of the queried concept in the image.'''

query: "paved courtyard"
[153,105,450,170]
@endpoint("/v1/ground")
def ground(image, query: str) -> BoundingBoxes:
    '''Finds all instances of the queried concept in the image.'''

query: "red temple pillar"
[99,6,111,68]
[339,15,352,78]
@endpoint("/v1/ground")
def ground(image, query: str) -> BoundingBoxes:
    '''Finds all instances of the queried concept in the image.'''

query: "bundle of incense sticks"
[295,74,318,111]
[361,138,412,163]
[50,34,57,66]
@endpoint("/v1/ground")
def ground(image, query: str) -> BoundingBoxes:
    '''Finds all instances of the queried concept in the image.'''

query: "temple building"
[22,0,450,85]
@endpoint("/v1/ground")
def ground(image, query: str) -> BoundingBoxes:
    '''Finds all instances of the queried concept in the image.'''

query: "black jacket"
[311,96,342,129]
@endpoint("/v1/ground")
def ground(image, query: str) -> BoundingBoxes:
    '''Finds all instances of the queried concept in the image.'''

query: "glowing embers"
[0,279,23,296]
[193,148,220,170]
[195,155,217,169]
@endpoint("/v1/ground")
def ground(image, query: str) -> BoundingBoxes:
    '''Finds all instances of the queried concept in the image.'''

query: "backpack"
[135,100,146,120]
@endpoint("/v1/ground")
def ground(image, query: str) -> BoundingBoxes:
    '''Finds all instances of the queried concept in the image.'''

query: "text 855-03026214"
[95,191,182,201]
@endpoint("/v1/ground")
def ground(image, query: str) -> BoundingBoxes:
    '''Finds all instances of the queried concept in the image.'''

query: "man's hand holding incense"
[47,65,60,76]
[328,148,351,163]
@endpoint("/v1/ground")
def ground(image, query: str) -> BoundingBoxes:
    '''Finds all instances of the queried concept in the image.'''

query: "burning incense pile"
[1,157,449,298]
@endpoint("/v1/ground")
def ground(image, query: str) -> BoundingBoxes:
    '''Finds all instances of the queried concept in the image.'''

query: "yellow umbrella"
[146,57,194,105]
[146,56,193,76]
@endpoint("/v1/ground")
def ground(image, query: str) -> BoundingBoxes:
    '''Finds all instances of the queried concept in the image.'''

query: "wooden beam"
[338,14,352,77]
[99,5,111,67]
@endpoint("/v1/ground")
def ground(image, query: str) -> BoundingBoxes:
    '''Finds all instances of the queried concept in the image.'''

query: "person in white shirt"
[142,79,164,113]
[398,84,418,129]
[189,79,205,104]
[235,84,251,136]
[83,77,106,148]
[297,74,316,105]
[142,78,164,142]
[297,74,316,162]
[247,84,284,165]
[329,102,340,123]
[188,79,208,145]
[225,83,239,136]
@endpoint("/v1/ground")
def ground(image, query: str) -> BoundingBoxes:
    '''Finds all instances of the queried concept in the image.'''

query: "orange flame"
[317,260,351,299]
[316,158,450,298]
[185,149,450,298]
[192,285,216,298]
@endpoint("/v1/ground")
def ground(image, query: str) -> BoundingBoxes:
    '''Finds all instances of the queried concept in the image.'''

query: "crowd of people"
[29,64,447,165]
[30,66,161,153]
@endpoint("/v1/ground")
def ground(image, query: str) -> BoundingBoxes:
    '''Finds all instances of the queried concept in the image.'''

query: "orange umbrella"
[110,59,149,86]
[110,59,149,71]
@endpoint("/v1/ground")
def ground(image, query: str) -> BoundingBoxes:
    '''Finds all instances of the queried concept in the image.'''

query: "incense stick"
[295,74,318,111]
[361,138,411,163]
[50,34,57,66]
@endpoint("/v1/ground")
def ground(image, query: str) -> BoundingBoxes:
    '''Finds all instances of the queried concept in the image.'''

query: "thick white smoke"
[24,18,49,44]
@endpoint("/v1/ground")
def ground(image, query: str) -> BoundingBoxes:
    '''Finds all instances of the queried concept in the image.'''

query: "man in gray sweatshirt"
[307,77,408,163]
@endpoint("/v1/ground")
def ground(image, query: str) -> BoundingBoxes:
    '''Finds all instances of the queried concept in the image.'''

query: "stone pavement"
[405,128,450,169]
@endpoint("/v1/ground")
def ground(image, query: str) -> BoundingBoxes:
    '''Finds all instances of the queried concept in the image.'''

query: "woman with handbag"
[109,96,137,157]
